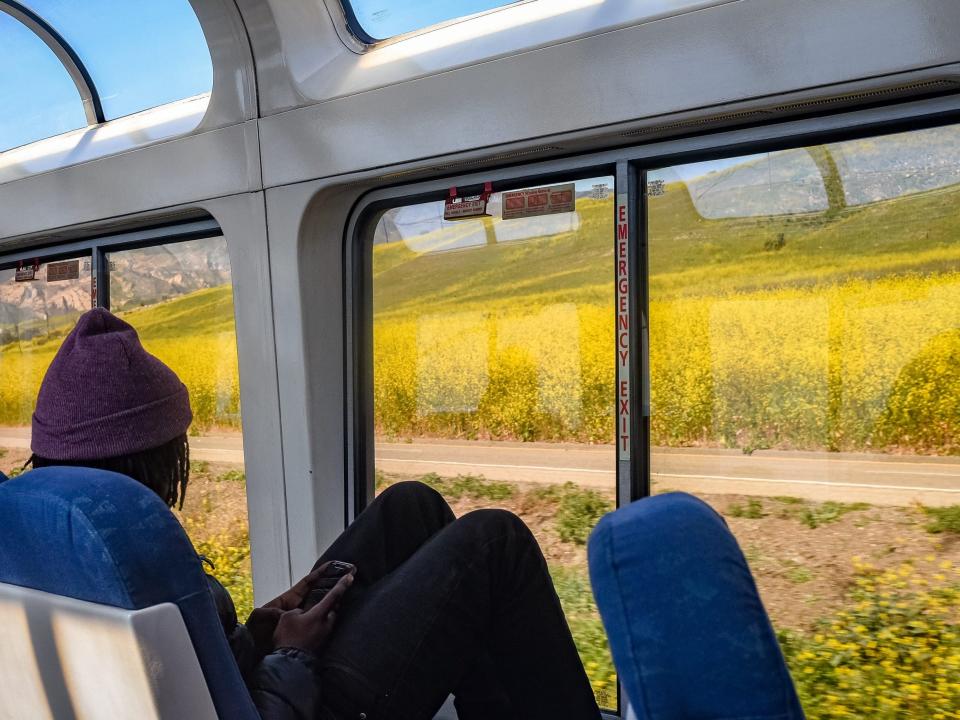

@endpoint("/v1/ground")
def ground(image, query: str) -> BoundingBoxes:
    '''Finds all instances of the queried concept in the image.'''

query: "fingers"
[305,571,355,619]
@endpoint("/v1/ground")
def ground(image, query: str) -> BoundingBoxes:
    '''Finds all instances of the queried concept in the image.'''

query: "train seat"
[0,467,260,720]
[588,492,805,720]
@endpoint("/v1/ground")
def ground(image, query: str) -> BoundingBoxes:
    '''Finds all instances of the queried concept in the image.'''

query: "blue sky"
[0,0,212,151]
[351,0,513,39]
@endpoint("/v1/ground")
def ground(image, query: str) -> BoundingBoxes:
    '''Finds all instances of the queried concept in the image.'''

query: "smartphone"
[300,560,355,611]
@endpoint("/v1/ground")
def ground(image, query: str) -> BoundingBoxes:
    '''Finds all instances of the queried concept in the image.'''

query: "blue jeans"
[313,481,601,720]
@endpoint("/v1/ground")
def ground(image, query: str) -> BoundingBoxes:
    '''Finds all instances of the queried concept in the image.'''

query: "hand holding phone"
[300,560,356,611]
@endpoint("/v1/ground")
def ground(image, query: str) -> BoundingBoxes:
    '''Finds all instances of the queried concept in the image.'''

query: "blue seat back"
[588,492,804,720]
[0,467,260,720]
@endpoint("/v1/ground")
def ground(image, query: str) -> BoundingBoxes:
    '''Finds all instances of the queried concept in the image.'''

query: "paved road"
[375,440,960,507]
[2,427,957,506]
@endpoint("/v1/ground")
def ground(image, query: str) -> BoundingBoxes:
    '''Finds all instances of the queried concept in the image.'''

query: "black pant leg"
[313,481,455,586]
[318,509,600,720]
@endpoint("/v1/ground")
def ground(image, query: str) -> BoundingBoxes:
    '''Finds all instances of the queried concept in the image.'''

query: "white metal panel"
[0,582,217,720]
[259,0,960,187]
[0,121,261,240]
[205,192,293,603]
[265,179,359,575]
[252,0,739,114]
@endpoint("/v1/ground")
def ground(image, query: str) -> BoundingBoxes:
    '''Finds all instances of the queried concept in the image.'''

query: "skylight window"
[345,0,520,41]
[0,11,86,152]
[19,0,212,120]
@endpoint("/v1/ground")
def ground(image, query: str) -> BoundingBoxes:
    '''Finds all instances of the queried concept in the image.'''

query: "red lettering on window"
[618,315,629,330]
[618,277,628,294]
[621,435,629,452]
[618,205,626,222]
[619,331,629,349]
[619,260,627,276]
[619,349,628,365]
[617,223,628,241]
[619,295,628,312]
[620,398,629,414]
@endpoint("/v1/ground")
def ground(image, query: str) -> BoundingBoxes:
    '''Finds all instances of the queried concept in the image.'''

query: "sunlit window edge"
[0,93,210,174]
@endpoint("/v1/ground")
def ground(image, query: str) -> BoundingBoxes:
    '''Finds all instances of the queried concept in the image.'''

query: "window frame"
[328,0,531,49]
[0,0,104,128]
[344,91,960,718]
[0,218,220,309]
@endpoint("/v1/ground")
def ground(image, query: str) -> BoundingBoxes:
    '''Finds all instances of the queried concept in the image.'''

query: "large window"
[107,236,250,618]
[0,12,87,151]
[648,123,960,718]
[0,233,251,620]
[346,0,518,41]
[16,0,212,121]
[0,0,212,152]
[369,176,618,707]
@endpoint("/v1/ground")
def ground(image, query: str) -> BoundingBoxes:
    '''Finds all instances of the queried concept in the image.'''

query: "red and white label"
[444,194,489,221]
[502,183,575,220]
[616,195,630,460]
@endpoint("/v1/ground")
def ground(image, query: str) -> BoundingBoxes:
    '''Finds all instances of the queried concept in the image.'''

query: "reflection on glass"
[372,178,617,707]
[0,12,87,152]
[648,124,960,718]
[108,236,251,618]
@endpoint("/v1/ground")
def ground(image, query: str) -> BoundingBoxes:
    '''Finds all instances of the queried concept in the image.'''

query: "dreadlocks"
[29,433,191,509]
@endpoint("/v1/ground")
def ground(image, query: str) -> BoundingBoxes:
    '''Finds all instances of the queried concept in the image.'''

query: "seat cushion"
[0,467,260,720]
[588,492,804,720]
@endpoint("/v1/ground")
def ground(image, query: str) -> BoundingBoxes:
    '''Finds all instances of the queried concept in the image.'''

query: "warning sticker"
[444,194,489,221]
[502,183,575,220]
[15,266,36,282]
[46,259,80,282]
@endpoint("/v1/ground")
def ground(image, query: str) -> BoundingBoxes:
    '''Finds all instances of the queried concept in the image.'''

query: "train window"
[0,12,87,152]
[107,236,251,618]
[346,0,519,41]
[15,0,212,121]
[647,123,960,718]
[0,254,91,436]
[370,176,618,708]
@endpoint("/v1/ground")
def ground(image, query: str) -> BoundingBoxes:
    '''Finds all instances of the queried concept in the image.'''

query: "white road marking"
[864,469,960,478]
[653,472,960,494]
[375,457,614,474]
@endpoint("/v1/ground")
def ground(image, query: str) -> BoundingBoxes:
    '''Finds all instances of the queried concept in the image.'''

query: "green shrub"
[780,501,871,528]
[419,473,516,502]
[550,565,616,709]
[192,531,253,622]
[557,484,613,545]
[923,505,960,535]
[780,559,960,719]
[218,469,246,483]
[728,498,766,519]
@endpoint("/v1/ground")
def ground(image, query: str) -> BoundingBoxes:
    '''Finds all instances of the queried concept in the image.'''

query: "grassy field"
[372,180,960,453]
[0,286,241,430]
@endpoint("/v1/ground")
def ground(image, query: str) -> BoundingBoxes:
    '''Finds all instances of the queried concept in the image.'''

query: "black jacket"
[207,573,329,720]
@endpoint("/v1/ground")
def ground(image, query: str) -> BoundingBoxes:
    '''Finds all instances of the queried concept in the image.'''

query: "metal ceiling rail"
[0,0,105,125]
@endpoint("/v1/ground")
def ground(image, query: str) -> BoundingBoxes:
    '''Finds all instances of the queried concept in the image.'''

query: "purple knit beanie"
[31,308,193,461]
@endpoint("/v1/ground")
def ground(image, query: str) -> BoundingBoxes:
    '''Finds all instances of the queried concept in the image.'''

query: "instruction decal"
[502,183,575,220]
[616,193,630,460]
[15,260,39,282]
[444,183,493,221]
[46,259,80,282]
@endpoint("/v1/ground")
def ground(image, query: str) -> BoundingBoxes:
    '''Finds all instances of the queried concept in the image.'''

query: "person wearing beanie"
[27,308,601,720]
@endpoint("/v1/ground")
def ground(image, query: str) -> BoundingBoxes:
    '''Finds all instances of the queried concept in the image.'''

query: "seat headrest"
[0,466,201,608]
[588,492,804,720]
[0,466,261,720]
